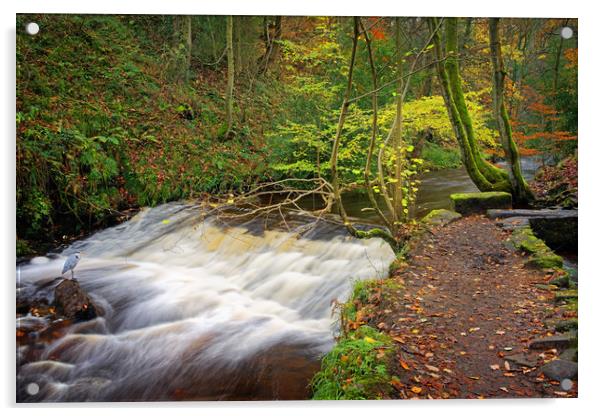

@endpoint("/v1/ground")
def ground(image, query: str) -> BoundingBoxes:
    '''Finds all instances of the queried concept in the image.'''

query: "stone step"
[487,209,578,220]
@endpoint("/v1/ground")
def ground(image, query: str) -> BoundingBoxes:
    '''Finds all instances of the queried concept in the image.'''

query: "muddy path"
[364,216,577,399]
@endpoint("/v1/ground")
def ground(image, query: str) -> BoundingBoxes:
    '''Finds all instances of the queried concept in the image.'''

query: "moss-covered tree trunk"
[429,17,512,194]
[488,18,534,204]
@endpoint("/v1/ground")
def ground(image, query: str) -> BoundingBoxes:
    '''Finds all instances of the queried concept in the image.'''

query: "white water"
[17,202,395,401]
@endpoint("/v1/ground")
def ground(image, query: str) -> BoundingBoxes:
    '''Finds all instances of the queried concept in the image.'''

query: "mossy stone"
[510,227,563,269]
[450,192,512,216]
[421,209,461,227]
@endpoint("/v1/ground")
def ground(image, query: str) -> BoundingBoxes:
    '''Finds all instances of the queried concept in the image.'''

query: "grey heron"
[62,252,81,279]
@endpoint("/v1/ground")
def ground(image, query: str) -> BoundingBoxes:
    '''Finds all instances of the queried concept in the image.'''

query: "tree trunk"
[488,18,534,204]
[225,15,234,136]
[393,17,404,221]
[429,17,511,193]
[235,16,242,75]
[329,18,398,250]
[185,15,192,82]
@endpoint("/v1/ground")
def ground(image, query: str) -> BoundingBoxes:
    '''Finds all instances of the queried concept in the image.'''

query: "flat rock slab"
[487,209,577,219]
[528,334,575,350]
[487,209,577,250]
[542,359,578,381]
[450,192,512,216]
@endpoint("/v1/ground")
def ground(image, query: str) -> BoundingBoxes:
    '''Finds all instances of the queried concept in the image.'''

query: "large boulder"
[450,192,512,216]
[53,280,97,321]
[542,359,578,381]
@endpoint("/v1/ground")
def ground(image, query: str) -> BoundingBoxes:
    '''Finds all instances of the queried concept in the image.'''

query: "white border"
[2,1,599,415]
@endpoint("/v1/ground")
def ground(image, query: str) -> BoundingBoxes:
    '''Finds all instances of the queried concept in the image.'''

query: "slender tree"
[185,15,192,81]
[225,15,235,136]
[488,18,534,204]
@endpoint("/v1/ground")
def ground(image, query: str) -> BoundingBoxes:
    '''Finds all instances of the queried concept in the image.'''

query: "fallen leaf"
[411,386,422,394]
[393,336,405,344]
[504,361,511,371]
[468,327,480,333]
[468,376,480,380]
[496,330,506,335]
[500,387,509,393]
[425,364,440,372]
[490,364,500,371]
[399,359,410,370]
[503,372,516,377]
[364,337,376,344]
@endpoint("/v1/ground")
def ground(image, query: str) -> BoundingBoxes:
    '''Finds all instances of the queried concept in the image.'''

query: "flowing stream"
[16,203,395,401]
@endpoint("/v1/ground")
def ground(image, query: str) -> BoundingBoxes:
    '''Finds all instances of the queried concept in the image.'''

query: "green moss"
[555,319,578,333]
[555,290,578,303]
[311,325,394,400]
[510,227,563,269]
[421,209,461,227]
[450,192,512,215]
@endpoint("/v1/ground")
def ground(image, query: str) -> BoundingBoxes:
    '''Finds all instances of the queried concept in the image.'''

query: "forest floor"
[362,216,578,399]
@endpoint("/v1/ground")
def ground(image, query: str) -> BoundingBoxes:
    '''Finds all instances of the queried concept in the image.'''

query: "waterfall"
[16,202,395,401]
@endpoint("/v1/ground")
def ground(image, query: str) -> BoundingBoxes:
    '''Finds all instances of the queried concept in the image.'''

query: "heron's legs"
[71,269,74,280]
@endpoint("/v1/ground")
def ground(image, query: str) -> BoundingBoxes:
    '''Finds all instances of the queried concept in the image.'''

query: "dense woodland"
[16,15,577,253]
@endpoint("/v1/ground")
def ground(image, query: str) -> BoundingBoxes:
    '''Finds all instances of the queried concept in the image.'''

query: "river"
[16,205,395,401]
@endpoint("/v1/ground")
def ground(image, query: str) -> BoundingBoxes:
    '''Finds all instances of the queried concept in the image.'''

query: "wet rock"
[450,192,512,216]
[542,359,578,381]
[530,215,577,252]
[560,348,578,363]
[505,353,537,368]
[53,279,97,321]
[528,334,575,350]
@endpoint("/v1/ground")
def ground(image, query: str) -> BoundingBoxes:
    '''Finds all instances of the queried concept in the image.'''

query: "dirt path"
[365,216,577,399]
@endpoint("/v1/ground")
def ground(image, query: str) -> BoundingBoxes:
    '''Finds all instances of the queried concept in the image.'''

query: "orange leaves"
[399,359,410,370]
[411,386,422,394]
[564,47,578,69]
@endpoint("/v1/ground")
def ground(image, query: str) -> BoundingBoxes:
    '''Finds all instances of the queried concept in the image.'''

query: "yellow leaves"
[161,219,170,224]
[468,327,480,333]
[341,355,349,363]
[411,386,422,394]
[363,336,377,344]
